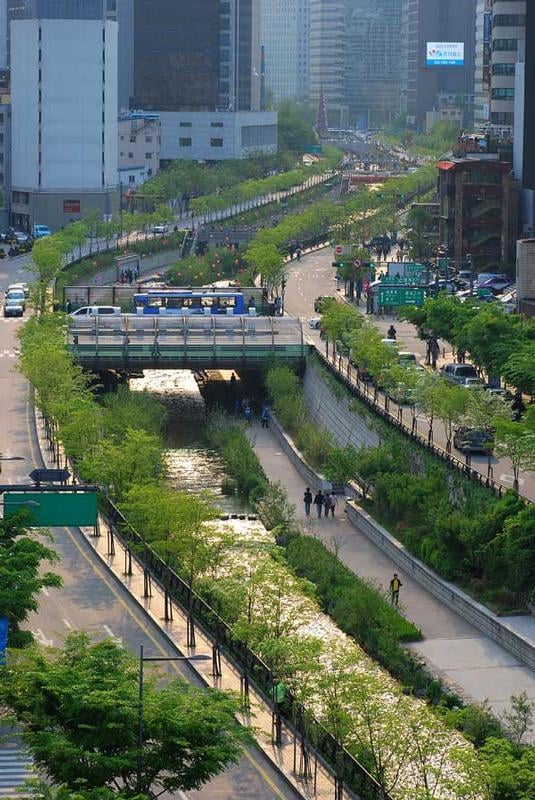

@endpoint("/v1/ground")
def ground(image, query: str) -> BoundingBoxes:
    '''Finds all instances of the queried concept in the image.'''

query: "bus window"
[147,296,163,308]
[167,296,184,309]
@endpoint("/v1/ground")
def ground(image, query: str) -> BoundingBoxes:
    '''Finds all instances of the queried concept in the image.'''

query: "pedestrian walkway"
[0,736,35,797]
[248,422,535,739]
[33,419,355,800]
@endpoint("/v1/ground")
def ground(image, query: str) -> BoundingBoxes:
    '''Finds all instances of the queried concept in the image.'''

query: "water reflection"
[130,370,243,513]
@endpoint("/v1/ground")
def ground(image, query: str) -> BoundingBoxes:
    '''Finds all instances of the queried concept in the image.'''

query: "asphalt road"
[0,252,300,800]
[284,247,535,502]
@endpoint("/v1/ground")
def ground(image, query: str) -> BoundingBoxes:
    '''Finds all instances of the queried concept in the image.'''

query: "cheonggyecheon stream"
[130,368,261,518]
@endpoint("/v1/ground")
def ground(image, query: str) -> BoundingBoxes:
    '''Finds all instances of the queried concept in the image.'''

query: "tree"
[434,383,468,452]
[501,692,535,746]
[501,343,535,396]
[493,421,535,492]
[29,236,65,313]
[412,372,444,443]
[277,101,316,152]
[405,206,434,262]
[0,633,250,798]
[245,242,286,296]
[0,515,61,648]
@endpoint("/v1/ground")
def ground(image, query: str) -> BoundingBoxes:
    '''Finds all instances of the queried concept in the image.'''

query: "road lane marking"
[103,624,123,647]
[24,385,291,800]
[41,587,50,597]
[500,474,525,486]
[62,618,73,630]
[31,629,54,647]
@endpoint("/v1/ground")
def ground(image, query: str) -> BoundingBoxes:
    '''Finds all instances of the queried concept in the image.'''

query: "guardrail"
[314,348,530,504]
[68,315,307,367]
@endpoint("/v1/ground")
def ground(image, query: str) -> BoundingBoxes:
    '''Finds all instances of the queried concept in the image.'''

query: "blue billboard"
[426,42,465,67]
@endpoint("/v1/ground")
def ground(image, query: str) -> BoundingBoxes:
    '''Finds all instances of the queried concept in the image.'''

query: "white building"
[159,110,278,162]
[118,110,160,187]
[10,15,118,231]
[260,0,309,102]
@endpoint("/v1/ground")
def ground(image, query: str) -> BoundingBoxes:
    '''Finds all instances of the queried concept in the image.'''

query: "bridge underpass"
[69,315,307,371]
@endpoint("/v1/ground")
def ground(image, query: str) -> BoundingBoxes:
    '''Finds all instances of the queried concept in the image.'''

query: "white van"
[70,306,121,319]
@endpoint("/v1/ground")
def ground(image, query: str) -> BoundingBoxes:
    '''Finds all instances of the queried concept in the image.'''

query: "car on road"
[152,224,169,235]
[7,282,30,298]
[6,289,26,310]
[459,377,485,390]
[70,306,121,320]
[3,296,24,317]
[12,230,31,244]
[308,317,321,329]
[441,363,478,384]
[453,426,494,454]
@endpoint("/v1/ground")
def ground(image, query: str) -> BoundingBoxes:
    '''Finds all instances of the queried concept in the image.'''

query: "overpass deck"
[69,314,307,370]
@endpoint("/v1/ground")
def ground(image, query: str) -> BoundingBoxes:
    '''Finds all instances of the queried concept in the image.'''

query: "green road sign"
[378,286,425,307]
[405,262,424,274]
[4,491,98,527]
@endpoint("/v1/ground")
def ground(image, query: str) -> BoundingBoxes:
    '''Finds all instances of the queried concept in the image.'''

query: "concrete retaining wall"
[303,362,379,451]
[346,502,535,670]
[269,415,332,493]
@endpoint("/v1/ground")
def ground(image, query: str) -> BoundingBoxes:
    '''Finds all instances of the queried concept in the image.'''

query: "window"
[179,121,192,127]
[129,175,136,184]
[211,138,223,147]
[491,111,513,126]
[492,87,515,100]
[145,136,152,142]
[211,121,223,128]
[492,38,518,51]
[241,124,277,148]
[128,152,133,158]
[130,136,136,143]
[179,137,192,146]
[12,191,29,205]
[492,63,515,76]
[145,152,152,159]
[493,15,526,27]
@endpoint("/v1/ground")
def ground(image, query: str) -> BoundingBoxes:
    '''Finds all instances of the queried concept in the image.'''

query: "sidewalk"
[248,422,535,738]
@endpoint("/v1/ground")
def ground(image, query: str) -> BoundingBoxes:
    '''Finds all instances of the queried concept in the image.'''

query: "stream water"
[130,369,247,515]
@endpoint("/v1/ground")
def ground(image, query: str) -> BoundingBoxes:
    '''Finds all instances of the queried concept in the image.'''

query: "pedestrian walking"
[387,324,397,340]
[261,405,270,429]
[244,405,252,425]
[323,493,331,520]
[313,490,324,518]
[303,487,313,517]
[329,493,338,518]
[390,573,403,606]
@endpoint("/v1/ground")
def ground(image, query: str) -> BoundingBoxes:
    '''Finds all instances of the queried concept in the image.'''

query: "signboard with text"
[63,200,81,214]
[426,42,464,67]
[378,286,424,308]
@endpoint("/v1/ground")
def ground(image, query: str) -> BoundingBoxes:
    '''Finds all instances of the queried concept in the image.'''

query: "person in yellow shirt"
[390,573,403,606]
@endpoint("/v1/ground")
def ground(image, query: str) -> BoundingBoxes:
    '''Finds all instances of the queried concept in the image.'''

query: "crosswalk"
[0,745,36,797]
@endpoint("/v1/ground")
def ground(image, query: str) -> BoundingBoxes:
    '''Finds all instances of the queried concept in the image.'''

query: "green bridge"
[69,315,307,370]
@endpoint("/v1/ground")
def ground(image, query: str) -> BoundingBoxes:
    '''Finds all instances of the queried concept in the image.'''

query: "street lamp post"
[136,644,211,793]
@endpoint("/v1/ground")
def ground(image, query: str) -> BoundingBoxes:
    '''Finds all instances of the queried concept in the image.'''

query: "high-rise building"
[474,0,492,127]
[405,0,476,129]
[10,0,118,230]
[260,0,309,102]
[522,0,535,191]
[309,0,347,128]
[133,0,261,113]
[489,0,526,136]
[309,0,403,129]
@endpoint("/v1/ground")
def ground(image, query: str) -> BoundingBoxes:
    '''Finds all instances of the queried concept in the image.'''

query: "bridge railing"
[68,314,306,362]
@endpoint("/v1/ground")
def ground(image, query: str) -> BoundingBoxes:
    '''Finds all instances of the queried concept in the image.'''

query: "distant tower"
[316,85,329,136]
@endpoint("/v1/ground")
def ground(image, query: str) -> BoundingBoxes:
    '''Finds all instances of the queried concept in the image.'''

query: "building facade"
[490,0,526,136]
[474,0,492,127]
[158,110,277,161]
[438,155,518,271]
[10,9,118,231]
[118,110,160,187]
[309,0,346,128]
[405,0,476,129]
[133,0,261,113]
[260,0,309,102]
[309,0,403,129]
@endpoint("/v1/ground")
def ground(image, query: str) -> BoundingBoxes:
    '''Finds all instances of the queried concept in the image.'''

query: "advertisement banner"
[426,42,464,67]
[0,617,8,665]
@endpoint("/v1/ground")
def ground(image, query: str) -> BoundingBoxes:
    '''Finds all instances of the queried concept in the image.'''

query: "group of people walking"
[303,487,338,519]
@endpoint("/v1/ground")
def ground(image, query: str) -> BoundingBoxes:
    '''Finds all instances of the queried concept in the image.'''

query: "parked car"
[33,224,51,239]
[441,363,478,384]
[152,224,168,235]
[453,426,494,454]
[459,377,485,390]
[308,317,321,329]
[3,297,24,317]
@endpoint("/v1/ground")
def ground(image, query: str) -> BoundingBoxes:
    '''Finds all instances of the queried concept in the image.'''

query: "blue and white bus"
[133,289,247,315]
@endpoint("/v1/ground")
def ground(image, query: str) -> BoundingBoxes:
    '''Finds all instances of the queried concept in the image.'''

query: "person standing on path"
[329,493,338,518]
[303,487,313,517]
[261,405,270,429]
[323,493,331,520]
[390,573,403,606]
[313,490,324,518]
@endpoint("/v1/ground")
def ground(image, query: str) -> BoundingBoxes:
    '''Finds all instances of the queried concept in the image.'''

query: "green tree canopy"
[0,633,250,798]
